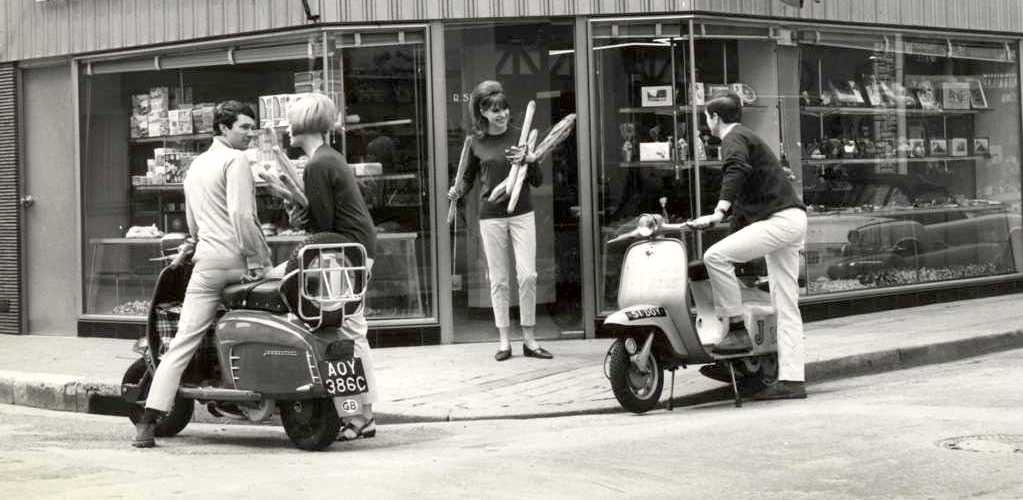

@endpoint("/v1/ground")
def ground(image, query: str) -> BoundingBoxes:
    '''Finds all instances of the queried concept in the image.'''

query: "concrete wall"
[1,0,1020,63]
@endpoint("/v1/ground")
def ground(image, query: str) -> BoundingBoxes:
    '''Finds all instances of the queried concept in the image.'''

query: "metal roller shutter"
[0,64,21,335]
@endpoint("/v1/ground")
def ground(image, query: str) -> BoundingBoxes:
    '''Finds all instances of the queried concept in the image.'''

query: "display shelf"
[133,182,270,193]
[130,133,213,144]
[618,104,769,115]
[618,160,724,168]
[803,156,986,166]
[360,173,417,181]
[800,106,980,117]
[345,118,413,131]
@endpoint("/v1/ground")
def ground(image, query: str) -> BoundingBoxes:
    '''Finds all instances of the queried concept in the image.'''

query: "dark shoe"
[698,363,732,383]
[753,380,806,400]
[338,417,376,441]
[523,344,553,359]
[711,323,753,355]
[494,348,512,362]
[132,422,156,448]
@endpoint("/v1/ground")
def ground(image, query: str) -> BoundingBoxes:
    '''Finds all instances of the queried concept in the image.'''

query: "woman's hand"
[447,186,461,200]
[505,145,535,165]
[687,210,725,229]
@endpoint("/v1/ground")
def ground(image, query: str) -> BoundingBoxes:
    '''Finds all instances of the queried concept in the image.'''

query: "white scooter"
[603,214,778,413]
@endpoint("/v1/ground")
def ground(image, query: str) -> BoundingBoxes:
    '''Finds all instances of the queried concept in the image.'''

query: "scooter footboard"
[604,305,688,360]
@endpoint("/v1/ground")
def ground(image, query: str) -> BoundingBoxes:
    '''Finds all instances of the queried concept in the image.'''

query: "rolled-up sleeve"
[225,154,272,268]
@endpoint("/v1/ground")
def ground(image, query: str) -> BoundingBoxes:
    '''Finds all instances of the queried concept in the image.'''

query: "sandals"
[338,417,376,441]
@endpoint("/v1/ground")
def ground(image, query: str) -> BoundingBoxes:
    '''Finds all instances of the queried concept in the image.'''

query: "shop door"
[444,22,583,343]
[22,64,78,335]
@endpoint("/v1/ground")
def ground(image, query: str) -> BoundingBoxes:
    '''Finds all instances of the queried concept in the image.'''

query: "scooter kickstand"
[726,362,742,408]
[666,369,676,411]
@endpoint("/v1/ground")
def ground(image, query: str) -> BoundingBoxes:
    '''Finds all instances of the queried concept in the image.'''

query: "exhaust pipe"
[179,387,263,402]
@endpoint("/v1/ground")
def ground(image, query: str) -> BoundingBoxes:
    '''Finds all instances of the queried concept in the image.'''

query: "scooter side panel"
[215,311,323,395]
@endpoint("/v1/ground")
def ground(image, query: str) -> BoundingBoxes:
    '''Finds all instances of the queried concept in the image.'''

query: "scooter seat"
[221,279,289,314]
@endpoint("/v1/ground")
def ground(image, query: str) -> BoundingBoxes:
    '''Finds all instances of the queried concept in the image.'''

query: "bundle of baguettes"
[258,144,308,208]
[504,112,577,213]
[487,100,536,205]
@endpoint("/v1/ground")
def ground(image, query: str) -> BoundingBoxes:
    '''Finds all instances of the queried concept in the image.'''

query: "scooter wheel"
[279,399,341,451]
[608,338,663,414]
[122,358,194,437]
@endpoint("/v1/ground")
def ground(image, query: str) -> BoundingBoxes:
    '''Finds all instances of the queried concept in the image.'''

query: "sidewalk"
[1,294,1022,423]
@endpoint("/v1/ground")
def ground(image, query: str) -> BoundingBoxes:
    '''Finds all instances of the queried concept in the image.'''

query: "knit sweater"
[718,124,805,228]
[456,126,542,220]
[301,144,377,259]
[184,137,272,271]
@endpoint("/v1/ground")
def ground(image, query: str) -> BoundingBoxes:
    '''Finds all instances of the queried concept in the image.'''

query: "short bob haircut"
[469,80,510,137]
[287,93,337,135]
[214,100,257,136]
[705,91,743,124]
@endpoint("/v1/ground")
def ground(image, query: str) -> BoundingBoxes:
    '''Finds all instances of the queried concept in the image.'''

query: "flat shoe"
[338,417,376,441]
[494,348,512,362]
[523,345,553,359]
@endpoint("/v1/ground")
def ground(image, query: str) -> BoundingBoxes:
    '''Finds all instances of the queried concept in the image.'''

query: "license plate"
[319,358,368,397]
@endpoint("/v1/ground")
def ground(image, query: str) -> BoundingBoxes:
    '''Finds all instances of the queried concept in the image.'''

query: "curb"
[2,330,1022,423]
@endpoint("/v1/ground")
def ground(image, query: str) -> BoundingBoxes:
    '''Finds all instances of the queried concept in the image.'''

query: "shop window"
[799,34,1023,295]
[593,21,781,312]
[80,33,434,322]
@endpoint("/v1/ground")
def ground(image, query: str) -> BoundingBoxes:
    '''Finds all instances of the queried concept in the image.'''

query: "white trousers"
[478,211,537,328]
[703,208,807,382]
[147,267,245,413]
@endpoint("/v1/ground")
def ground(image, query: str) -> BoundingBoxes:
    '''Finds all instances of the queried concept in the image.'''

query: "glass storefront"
[592,18,1023,313]
[799,32,1023,294]
[444,22,583,342]
[592,20,783,312]
[69,17,1023,339]
[80,31,435,323]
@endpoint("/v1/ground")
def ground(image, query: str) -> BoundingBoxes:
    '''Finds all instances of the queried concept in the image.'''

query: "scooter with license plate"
[120,232,371,450]
[603,214,778,413]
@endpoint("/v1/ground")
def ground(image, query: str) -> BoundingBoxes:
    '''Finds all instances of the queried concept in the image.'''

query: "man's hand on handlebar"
[688,209,726,229]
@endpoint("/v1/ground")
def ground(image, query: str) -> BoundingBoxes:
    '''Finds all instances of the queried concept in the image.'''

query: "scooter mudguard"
[604,304,688,358]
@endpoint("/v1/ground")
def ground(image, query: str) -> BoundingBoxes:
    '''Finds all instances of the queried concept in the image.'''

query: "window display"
[81,33,433,323]
[593,22,780,312]
[799,34,1023,294]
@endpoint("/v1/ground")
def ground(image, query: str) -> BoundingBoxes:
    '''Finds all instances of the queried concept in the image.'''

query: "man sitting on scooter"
[133,101,273,447]
[687,92,808,401]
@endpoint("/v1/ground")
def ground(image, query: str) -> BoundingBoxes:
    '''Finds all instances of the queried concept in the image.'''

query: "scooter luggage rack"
[297,243,369,325]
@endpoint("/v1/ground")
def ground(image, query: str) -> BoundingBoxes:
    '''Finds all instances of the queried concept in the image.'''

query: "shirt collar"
[720,123,739,139]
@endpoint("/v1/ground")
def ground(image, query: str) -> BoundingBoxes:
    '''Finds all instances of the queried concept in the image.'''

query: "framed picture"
[864,80,886,107]
[929,138,948,157]
[950,137,969,157]
[706,84,731,99]
[974,137,990,157]
[967,78,988,109]
[915,80,940,110]
[638,141,671,161]
[829,80,865,106]
[942,81,972,109]
[641,85,672,107]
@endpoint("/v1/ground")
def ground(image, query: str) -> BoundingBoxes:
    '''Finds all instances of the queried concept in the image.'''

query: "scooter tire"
[608,339,664,414]
[122,358,194,437]
[279,399,341,451]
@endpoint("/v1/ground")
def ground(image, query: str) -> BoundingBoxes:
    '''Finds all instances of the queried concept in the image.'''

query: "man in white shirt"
[133,100,272,447]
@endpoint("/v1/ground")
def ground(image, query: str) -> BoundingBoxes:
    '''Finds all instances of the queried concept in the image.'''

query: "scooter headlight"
[624,337,638,354]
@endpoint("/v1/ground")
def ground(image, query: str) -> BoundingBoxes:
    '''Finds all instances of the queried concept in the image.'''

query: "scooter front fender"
[604,304,688,359]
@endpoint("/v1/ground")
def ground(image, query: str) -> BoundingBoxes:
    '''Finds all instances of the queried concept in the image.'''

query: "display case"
[80,32,434,323]
[798,34,1023,294]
